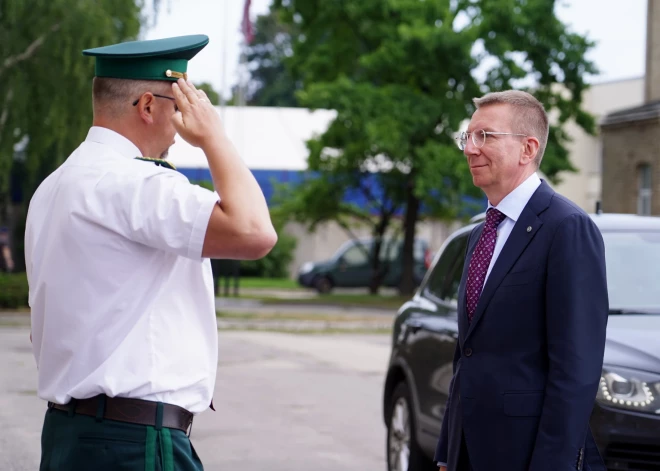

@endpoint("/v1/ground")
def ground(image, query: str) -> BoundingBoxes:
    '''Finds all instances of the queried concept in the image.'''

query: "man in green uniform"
[26,34,277,471]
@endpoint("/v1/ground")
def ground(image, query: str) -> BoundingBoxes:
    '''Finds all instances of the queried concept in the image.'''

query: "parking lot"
[0,319,392,471]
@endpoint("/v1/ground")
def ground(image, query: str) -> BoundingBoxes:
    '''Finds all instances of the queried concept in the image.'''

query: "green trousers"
[39,403,204,471]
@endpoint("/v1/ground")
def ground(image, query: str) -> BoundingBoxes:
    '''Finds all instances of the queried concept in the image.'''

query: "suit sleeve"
[529,213,609,470]
[434,342,460,465]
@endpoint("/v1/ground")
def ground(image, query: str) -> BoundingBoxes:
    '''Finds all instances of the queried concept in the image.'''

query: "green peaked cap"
[82,34,209,82]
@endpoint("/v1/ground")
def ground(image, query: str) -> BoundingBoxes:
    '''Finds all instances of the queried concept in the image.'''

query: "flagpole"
[236,0,252,166]
[239,0,252,108]
[238,39,246,108]
[220,0,229,121]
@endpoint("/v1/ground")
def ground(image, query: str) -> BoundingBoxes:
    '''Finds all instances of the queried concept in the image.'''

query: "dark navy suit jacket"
[434,181,608,471]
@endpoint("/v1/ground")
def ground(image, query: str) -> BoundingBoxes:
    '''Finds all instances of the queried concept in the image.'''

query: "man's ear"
[521,136,540,165]
[136,93,155,124]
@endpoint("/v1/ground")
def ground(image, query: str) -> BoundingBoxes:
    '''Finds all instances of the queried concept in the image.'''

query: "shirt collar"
[487,172,542,223]
[85,126,142,160]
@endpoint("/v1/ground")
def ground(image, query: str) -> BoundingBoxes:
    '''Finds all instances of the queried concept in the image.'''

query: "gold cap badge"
[165,69,188,80]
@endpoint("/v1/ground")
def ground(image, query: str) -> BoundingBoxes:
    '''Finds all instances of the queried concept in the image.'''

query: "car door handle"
[407,319,424,333]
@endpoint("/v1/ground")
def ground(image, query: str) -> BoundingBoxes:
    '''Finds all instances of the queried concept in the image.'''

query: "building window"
[638,164,652,215]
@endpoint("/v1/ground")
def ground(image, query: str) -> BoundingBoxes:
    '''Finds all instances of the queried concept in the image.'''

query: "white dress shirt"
[437,172,541,468]
[484,172,542,284]
[25,126,220,414]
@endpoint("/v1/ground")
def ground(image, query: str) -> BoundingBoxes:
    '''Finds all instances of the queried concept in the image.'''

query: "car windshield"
[603,231,660,314]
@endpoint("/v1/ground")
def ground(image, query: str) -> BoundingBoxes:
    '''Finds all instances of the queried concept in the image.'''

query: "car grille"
[605,442,660,470]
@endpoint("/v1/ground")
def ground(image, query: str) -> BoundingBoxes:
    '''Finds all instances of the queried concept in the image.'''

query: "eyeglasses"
[132,93,178,112]
[456,129,528,151]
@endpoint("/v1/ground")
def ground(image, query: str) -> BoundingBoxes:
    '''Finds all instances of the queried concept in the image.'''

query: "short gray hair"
[473,90,549,167]
[92,77,168,117]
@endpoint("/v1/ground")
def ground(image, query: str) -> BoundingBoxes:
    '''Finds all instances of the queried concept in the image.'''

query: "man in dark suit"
[434,90,608,471]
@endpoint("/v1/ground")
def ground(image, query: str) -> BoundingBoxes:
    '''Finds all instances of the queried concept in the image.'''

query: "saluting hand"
[171,78,225,149]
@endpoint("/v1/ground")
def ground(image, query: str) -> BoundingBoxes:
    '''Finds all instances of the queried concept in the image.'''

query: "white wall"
[554,77,644,211]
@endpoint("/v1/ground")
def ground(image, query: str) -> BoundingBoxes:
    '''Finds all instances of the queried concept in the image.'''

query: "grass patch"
[233,277,301,290]
[0,272,29,309]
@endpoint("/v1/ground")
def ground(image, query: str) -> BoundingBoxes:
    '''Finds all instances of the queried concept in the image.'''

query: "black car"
[297,237,431,293]
[382,213,660,471]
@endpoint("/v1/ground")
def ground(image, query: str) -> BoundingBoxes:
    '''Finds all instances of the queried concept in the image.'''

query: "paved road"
[0,323,392,471]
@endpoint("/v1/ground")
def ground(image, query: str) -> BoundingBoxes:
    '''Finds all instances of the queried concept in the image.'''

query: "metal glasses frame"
[132,93,177,109]
[457,130,527,151]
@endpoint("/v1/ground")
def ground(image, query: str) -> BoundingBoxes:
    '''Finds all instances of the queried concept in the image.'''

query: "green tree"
[0,0,162,268]
[238,218,297,278]
[241,6,302,107]
[273,170,406,294]
[193,180,298,279]
[273,0,597,295]
[195,82,221,105]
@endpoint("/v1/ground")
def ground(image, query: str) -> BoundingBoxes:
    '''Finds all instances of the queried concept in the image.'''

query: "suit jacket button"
[464,348,473,357]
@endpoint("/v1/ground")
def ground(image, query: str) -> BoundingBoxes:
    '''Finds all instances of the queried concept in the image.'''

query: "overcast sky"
[142,0,648,99]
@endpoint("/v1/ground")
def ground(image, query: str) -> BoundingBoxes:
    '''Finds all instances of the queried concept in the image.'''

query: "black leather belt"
[48,394,193,433]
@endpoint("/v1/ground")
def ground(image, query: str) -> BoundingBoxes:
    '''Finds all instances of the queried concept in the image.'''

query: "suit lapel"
[464,181,554,341]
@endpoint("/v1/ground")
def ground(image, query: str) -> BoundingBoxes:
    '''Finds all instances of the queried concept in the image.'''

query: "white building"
[555,76,644,212]
[167,106,337,172]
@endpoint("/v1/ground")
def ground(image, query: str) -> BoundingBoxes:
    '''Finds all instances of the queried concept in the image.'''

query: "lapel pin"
[527,226,532,232]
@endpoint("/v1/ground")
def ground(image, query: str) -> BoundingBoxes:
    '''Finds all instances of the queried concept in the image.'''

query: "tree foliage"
[270,0,597,294]
[193,180,298,279]
[195,82,221,106]
[0,0,160,268]
[272,170,406,293]
[242,7,302,107]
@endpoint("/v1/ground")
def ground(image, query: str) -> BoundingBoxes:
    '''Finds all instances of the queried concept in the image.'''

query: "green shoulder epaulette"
[134,156,177,170]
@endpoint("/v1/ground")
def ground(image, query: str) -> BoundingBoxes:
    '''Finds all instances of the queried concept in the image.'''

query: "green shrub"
[192,180,299,279]
[0,272,29,309]
[238,227,297,278]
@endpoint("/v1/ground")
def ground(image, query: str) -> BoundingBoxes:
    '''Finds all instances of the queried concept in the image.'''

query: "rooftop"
[600,100,660,127]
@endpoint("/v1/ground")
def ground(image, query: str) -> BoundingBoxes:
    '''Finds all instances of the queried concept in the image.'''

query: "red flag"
[242,0,254,45]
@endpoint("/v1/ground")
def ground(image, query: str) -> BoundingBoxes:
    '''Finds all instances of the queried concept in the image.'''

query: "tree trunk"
[399,179,420,296]
[368,213,391,295]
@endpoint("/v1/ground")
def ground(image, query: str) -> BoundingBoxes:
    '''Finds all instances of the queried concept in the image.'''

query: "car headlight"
[596,366,660,415]
[299,262,314,274]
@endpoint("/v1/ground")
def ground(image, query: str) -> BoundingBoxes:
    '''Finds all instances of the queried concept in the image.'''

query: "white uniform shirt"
[25,126,220,414]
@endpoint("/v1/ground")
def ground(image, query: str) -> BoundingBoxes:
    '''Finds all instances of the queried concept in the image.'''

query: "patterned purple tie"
[466,208,507,323]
